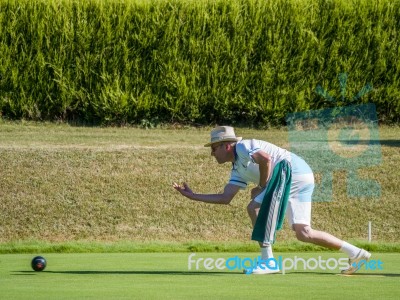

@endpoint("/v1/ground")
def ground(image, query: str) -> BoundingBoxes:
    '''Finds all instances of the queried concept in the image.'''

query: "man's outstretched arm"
[173,182,241,205]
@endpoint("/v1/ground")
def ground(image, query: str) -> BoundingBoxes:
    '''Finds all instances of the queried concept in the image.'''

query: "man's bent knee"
[293,224,313,242]
[247,200,261,214]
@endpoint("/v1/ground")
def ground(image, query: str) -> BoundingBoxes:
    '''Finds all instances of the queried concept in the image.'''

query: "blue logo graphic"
[187,253,384,274]
[286,73,381,201]
[351,259,383,271]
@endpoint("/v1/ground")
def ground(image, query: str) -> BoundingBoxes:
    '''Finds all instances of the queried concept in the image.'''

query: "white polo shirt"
[229,139,312,189]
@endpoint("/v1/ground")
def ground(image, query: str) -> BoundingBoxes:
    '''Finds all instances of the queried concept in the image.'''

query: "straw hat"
[204,126,242,147]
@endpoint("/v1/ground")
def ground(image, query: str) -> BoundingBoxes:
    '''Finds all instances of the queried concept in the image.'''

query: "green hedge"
[0,0,399,125]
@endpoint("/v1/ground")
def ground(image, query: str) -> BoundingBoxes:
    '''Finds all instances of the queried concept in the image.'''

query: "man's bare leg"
[292,224,342,249]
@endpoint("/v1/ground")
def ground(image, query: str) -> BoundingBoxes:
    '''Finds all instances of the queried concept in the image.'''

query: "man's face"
[211,142,228,164]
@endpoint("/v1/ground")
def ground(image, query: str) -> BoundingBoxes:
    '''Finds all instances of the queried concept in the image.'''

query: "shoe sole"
[243,269,280,275]
[252,270,280,275]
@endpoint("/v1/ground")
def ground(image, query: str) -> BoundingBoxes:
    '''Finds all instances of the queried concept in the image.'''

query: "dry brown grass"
[0,122,399,244]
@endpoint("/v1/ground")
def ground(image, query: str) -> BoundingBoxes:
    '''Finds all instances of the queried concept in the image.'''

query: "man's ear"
[225,142,233,151]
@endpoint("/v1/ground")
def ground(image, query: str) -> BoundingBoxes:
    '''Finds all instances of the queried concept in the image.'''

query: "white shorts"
[254,173,314,228]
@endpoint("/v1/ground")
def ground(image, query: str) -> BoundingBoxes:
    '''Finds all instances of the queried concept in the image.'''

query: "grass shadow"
[13,270,239,276]
[291,271,400,277]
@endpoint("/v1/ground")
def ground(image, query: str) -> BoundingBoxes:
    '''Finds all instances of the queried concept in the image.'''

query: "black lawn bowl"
[31,256,47,272]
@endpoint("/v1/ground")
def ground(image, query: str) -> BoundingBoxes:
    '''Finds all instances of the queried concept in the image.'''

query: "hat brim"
[204,137,242,147]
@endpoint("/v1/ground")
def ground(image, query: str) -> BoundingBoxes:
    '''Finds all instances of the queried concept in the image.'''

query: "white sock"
[340,242,361,259]
[260,245,277,268]
[261,245,273,260]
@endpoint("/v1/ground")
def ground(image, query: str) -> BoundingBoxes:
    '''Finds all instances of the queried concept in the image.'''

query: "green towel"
[251,160,292,244]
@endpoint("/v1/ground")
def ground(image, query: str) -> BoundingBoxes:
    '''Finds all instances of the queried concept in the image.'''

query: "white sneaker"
[244,263,280,275]
[341,249,371,275]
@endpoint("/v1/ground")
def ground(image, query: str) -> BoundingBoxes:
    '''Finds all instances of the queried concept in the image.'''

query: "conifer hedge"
[0,0,399,125]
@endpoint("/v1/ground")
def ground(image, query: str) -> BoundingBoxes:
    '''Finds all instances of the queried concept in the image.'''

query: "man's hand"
[173,182,194,199]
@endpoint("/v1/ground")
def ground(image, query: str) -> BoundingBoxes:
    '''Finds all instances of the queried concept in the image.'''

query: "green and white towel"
[251,160,292,244]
